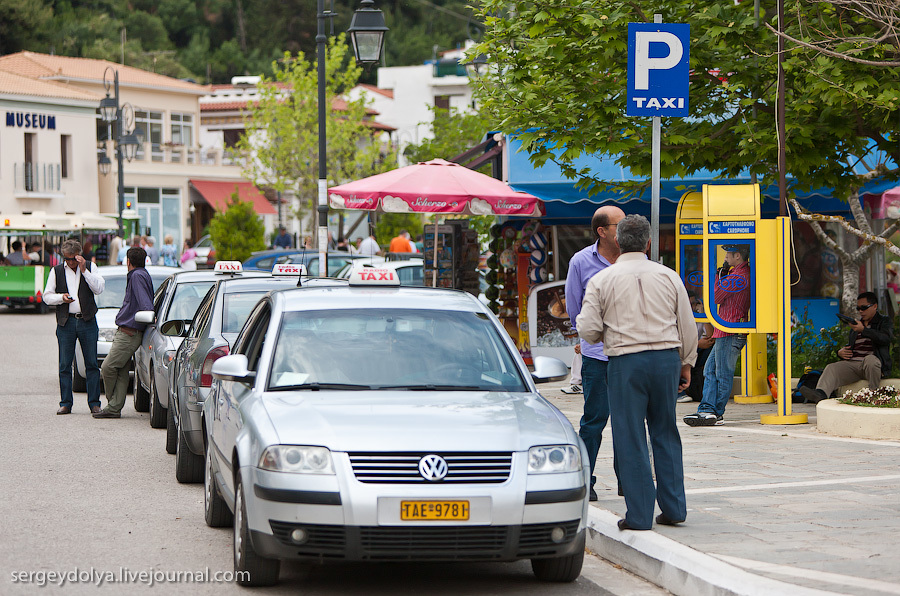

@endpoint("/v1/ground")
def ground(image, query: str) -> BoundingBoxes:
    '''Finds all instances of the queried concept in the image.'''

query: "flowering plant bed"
[839,386,900,408]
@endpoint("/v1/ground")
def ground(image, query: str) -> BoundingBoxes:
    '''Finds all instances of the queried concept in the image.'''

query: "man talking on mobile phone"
[43,239,106,415]
[799,292,893,403]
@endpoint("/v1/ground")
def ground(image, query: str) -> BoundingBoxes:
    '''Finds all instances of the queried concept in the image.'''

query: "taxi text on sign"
[627,23,690,117]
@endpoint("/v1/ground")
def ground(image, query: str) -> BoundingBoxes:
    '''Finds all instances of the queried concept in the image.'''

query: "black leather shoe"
[56,406,71,415]
[90,406,102,414]
[656,513,684,526]
[618,518,650,531]
[798,385,828,404]
[92,409,121,419]
[589,487,598,502]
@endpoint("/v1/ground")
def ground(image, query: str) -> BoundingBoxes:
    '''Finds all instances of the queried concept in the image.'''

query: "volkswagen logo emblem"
[418,454,448,481]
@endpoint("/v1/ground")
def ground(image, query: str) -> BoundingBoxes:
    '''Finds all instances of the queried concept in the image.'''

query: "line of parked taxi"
[103,260,590,586]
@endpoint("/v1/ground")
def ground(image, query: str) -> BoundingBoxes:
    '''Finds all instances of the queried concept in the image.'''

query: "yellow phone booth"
[676,185,807,425]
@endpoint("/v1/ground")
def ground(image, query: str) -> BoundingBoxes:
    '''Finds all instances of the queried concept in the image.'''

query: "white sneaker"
[677,395,693,403]
[561,384,583,394]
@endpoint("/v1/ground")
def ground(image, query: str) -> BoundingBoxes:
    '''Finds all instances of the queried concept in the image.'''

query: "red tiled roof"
[189,180,277,215]
[0,51,207,94]
[0,69,102,101]
[358,83,394,99]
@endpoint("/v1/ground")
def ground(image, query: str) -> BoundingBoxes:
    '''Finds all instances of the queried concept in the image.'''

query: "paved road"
[0,309,664,595]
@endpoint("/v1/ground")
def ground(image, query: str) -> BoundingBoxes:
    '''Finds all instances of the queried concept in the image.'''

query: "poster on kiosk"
[677,184,807,425]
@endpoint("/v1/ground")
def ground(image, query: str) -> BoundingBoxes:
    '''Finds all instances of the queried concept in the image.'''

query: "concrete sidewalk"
[540,380,900,596]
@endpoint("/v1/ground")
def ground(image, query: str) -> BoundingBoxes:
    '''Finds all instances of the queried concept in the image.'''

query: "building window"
[170,113,194,147]
[434,95,450,110]
[61,135,72,178]
[24,133,35,191]
[135,110,164,161]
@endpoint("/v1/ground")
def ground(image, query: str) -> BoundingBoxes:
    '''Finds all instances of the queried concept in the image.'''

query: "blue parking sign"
[627,23,690,117]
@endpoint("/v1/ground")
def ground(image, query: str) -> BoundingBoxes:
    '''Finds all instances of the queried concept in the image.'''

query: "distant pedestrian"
[388,230,414,253]
[94,240,108,265]
[180,239,197,270]
[273,226,292,249]
[358,232,380,256]
[160,234,178,267]
[108,236,122,265]
[145,236,159,265]
[43,239,106,415]
[564,205,624,501]
[577,215,697,530]
[94,246,154,418]
[82,240,96,264]
[6,241,27,265]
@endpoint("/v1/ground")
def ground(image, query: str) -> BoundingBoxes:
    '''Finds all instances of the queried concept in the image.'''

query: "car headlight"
[98,328,117,342]
[258,446,335,474]
[528,445,581,474]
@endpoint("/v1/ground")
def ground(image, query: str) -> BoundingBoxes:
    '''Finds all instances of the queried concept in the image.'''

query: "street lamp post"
[317,0,387,276]
[98,68,144,237]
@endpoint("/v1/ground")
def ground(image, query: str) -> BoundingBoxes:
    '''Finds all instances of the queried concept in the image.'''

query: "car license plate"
[400,500,470,521]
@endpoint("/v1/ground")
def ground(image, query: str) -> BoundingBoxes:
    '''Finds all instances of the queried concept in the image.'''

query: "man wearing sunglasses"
[43,239,106,415]
[799,292,893,404]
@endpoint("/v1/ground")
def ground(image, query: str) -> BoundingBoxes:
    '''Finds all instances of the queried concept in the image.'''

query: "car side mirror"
[135,310,155,325]
[212,354,256,384]
[159,319,187,337]
[531,356,569,384]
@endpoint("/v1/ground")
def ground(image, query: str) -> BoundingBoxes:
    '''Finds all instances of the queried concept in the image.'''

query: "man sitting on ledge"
[799,291,893,404]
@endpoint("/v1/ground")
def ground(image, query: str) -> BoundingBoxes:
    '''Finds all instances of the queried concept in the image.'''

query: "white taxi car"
[203,268,585,586]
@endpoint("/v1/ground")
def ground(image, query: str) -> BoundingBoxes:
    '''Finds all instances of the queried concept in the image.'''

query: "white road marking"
[714,554,900,595]
[686,474,900,495]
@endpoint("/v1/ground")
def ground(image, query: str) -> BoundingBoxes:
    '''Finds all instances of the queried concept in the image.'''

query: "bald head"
[591,206,626,239]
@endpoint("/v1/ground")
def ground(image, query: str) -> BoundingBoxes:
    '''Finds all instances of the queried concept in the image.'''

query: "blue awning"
[505,136,898,224]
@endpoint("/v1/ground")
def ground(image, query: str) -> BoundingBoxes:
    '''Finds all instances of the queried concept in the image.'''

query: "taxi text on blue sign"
[626,23,690,117]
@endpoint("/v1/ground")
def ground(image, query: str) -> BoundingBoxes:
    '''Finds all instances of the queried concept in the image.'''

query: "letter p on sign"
[627,23,690,117]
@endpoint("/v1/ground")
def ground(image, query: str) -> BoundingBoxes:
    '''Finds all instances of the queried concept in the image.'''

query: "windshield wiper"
[376,384,485,391]
[272,383,372,391]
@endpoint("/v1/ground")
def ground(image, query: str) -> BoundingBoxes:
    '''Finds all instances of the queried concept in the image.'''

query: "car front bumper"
[240,452,587,563]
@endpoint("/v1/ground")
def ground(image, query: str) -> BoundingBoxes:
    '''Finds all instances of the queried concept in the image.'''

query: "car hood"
[95,308,120,330]
[257,391,572,452]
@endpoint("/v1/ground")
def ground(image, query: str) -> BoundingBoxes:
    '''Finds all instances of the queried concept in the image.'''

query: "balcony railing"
[15,162,61,193]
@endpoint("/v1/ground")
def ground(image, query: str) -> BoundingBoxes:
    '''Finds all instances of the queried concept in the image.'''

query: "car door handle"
[218,398,225,406]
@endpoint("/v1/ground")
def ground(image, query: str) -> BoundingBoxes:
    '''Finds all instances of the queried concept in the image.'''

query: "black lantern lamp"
[347,0,389,67]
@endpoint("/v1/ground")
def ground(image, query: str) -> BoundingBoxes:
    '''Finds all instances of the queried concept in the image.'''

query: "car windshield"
[97,273,171,309]
[222,291,269,333]
[164,281,215,322]
[268,309,526,391]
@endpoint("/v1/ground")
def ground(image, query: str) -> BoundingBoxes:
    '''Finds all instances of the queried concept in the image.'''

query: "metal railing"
[15,162,61,193]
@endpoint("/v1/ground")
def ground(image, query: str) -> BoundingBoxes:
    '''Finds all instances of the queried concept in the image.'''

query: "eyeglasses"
[64,257,79,262]
[856,304,875,311]
[606,223,619,228]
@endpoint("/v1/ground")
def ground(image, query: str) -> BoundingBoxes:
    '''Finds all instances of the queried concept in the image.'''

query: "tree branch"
[764,22,900,66]
[790,198,900,258]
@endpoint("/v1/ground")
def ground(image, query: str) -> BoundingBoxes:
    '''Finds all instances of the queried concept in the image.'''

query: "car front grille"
[358,526,509,560]
[347,452,513,484]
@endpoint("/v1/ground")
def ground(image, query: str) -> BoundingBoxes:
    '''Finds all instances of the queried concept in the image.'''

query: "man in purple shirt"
[565,205,625,500]
[94,247,155,419]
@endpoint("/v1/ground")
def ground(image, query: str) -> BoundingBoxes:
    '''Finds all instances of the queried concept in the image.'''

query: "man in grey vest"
[43,239,106,415]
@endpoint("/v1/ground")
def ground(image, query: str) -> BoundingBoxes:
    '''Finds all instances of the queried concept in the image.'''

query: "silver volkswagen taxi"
[203,267,586,586]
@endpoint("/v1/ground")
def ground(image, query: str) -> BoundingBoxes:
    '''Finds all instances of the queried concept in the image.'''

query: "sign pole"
[650,14,662,263]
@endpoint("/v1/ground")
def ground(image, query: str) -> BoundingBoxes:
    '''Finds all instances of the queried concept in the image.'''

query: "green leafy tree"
[472,0,899,313]
[208,192,267,262]
[238,36,397,240]
[0,0,52,54]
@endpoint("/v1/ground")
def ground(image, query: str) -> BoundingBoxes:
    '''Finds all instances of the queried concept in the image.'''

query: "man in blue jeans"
[684,245,751,427]
[43,239,106,415]
[564,205,624,500]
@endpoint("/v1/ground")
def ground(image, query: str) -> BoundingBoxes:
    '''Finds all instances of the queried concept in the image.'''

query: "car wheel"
[205,447,233,528]
[234,473,280,586]
[72,368,86,393]
[175,425,203,483]
[148,370,166,428]
[530,533,585,582]
[165,393,177,454]
[133,365,150,412]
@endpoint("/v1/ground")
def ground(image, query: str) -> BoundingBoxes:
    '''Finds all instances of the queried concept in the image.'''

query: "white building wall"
[0,98,100,216]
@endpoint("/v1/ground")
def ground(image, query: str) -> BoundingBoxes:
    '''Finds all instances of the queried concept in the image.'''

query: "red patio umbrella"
[328,159,544,217]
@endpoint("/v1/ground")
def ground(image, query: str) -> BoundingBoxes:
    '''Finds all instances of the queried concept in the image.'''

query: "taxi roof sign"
[214,261,243,274]
[272,263,307,276]
[348,267,400,287]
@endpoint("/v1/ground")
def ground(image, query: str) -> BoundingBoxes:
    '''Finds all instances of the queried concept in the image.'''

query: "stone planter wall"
[817,399,900,440]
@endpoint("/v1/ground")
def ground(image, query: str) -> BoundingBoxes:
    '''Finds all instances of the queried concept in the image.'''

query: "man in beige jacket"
[577,215,698,531]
